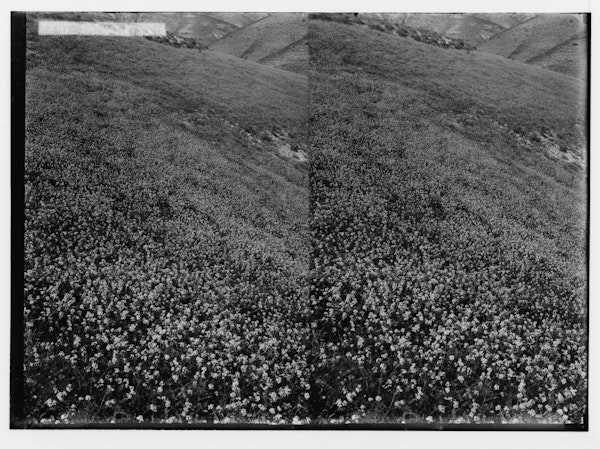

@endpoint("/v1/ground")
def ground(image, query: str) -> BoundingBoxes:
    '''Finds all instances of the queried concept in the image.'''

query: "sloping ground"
[359,13,586,79]
[26,30,307,135]
[380,13,507,47]
[135,12,268,44]
[258,36,309,75]
[201,12,269,31]
[24,21,311,423]
[527,35,588,80]
[480,14,587,78]
[308,18,587,423]
[473,13,537,30]
[311,13,477,51]
[210,13,308,74]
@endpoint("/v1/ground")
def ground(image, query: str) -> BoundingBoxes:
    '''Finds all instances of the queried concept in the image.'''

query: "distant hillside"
[480,14,587,79]
[359,13,536,47]
[472,13,537,30]
[29,12,268,46]
[206,12,269,29]
[135,12,268,44]
[526,35,588,79]
[311,13,477,51]
[352,13,587,79]
[210,13,309,74]
[378,13,506,47]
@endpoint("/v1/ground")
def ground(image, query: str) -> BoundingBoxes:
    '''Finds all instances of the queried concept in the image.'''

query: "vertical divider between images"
[305,17,323,419]
[11,11,27,426]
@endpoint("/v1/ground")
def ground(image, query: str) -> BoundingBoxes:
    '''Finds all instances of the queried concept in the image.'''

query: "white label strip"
[38,21,166,36]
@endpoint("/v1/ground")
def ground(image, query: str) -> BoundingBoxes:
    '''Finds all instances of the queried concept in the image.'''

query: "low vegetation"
[307,18,587,424]
[382,13,508,47]
[480,14,587,79]
[210,13,308,74]
[146,31,208,51]
[310,13,476,52]
[21,14,587,426]
[24,22,311,424]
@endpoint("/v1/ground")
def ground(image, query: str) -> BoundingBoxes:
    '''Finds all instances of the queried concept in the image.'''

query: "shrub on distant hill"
[146,31,208,51]
[310,13,477,52]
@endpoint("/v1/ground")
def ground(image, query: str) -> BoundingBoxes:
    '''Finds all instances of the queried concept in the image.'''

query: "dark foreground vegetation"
[307,18,587,424]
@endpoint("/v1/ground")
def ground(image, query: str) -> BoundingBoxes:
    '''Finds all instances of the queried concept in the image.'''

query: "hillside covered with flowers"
[20,13,587,427]
[307,17,587,424]
[24,19,311,424]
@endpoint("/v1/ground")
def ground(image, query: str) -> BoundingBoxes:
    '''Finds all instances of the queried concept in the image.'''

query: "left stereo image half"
[18,12,311,426]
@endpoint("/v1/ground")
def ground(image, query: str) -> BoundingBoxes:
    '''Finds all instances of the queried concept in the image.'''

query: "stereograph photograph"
[11,9,589,429]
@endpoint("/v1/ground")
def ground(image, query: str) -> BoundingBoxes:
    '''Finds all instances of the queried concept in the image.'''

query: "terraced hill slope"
[473,13,537,30]
[135,12,269,44]
[358,13,586,79]
[24,19,311,423]
[361,13,537,47]
[209,13,309,74]
[308,17,587,423]
[526,34,588,79]
[480,14,587,79]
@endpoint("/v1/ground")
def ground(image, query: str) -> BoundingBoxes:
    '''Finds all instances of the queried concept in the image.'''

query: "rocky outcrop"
[310,13,477,52]
[146,31,208,51]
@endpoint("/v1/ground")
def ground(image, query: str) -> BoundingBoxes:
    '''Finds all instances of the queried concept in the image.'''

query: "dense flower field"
[24,29,311,424]
[306,19,587,423]
[21,16,587,426]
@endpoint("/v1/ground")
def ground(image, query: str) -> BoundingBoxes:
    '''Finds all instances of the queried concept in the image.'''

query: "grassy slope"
[209,13,308,74]
[308,19,587,423]
[473,13,537,30]
[527,35,588,80]
[24,26,311,422]
[207,12,270,29]
[134,12,262,43]
[28,34,307,134]
[480,14,586,78]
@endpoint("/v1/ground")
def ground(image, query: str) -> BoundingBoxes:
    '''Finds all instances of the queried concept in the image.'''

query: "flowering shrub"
[307,19,587,424]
